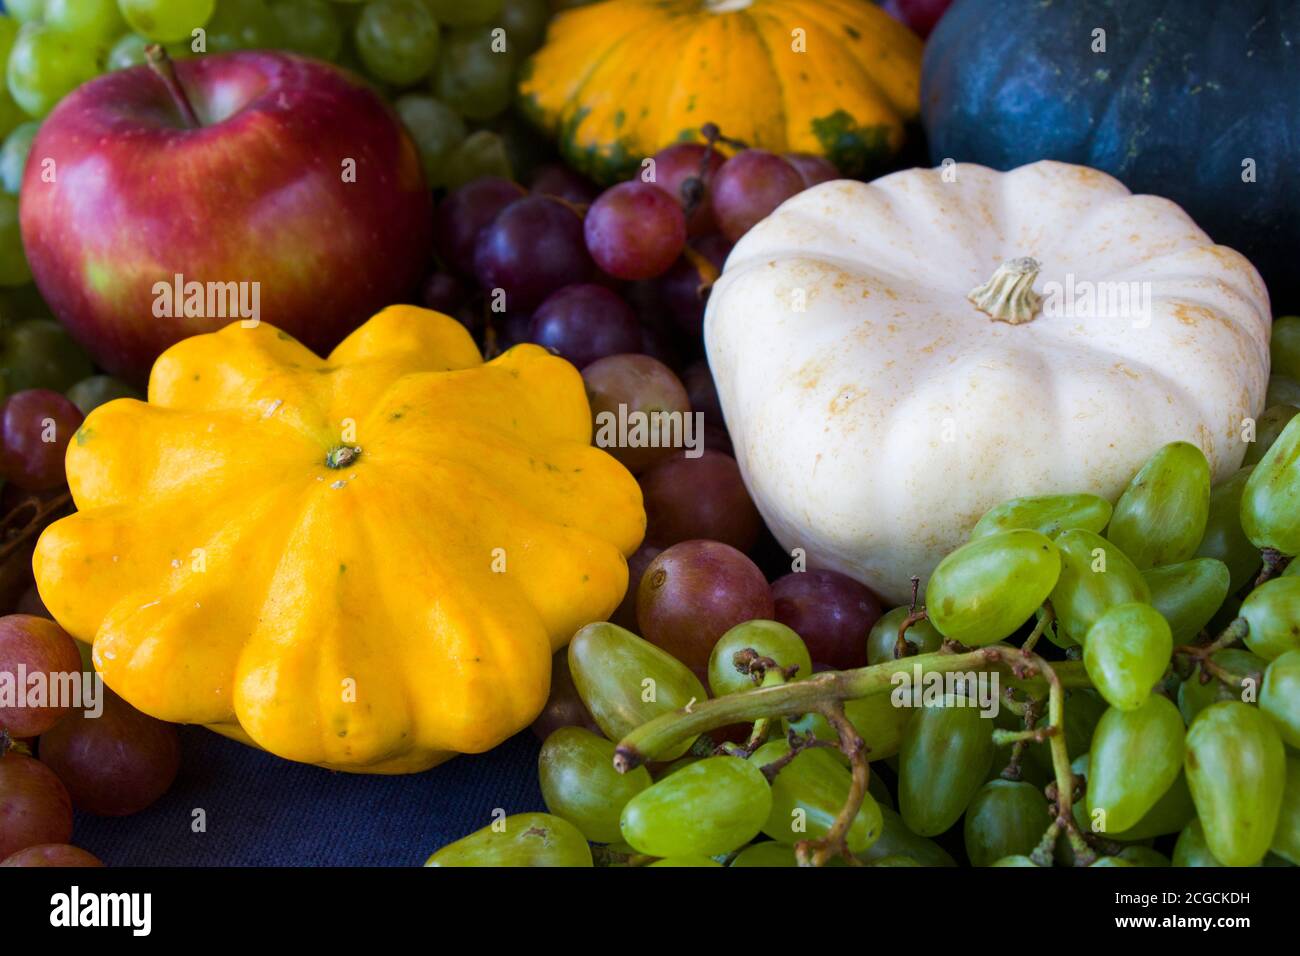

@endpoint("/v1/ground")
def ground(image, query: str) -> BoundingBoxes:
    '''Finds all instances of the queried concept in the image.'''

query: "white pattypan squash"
[704,160,1270,604]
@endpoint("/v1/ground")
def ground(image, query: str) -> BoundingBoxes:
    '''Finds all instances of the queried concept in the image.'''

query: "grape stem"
[145,45,202,129]
[1021,602,1054,654]
[796,701,869,867]
[1173,615,1249,679]
[891,576,927,659]
[613,650,1090,771]
[1254,548,1290,588]
[0,490,73,565]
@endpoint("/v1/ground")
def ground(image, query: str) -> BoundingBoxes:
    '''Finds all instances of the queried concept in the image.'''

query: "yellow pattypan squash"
[33,307,645,773]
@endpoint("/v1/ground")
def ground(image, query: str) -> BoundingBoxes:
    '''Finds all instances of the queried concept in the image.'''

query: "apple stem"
[145,44,201,129]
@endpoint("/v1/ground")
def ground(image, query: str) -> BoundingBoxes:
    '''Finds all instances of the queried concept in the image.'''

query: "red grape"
[531,650,601,741]
[530,163,598,205]
[39,688,181,817]
[584,181,687,280]
[583,354,691,473]
[682,360,724,423]
[0,614,83,737]
[434,176,527,276]
[1,843,103,867]
[0,389,85,491]
[641,450,762,553]
[655,234,731,337]
[637,540,774,670]
[0,750,72,859]
[711,150,805,242]
[784,153,840,188]
[771,569,882,670]
[611,542,664,630]
[882,0,954,37]
[649,143,726,235]
[529,284,641,368]
[475,196,594,311]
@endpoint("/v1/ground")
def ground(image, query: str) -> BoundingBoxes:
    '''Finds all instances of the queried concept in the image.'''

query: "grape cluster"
[0,612,181,867]
[428,323,1300,866]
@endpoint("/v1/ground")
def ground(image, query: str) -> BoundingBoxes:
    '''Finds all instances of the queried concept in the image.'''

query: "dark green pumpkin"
[922,0,1300,312]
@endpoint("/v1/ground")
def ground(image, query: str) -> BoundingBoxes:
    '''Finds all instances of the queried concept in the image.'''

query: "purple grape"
[528,284,641,368]
[435,176,527,277]
[474,196,594,312]
[530,163,598,205]
[771,569,882,670]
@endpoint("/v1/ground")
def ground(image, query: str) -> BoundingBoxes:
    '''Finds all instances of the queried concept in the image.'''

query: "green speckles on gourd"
[613,109,625,129]
[75,426,93,446]
[810,111,889,178]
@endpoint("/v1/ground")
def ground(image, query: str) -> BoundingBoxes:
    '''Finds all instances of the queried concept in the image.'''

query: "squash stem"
[969,257,1043,324]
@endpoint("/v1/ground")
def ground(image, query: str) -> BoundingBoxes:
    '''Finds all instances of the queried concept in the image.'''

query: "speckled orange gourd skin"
[518,0,922,183]
[33,307,645,773]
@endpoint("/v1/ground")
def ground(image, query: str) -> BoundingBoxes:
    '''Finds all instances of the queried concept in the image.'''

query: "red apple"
[19,50,432,385]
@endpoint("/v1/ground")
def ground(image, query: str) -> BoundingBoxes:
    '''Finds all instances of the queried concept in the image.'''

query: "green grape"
[0,318,95,392]
[0,16,19,71]
[898,695,995,836]
[1087,695,1184,832]
[868,769,894,809]
[436,128,511,189]
[991,855,1039,867]
[787,687,914,763]
[0,120,38,195]
[1268,375,1300,409]
[925,529,1060,647]
[1272,755,1300,865]
[5,0,46,24]
[567,622,707,761]
[730,842,797,867]
[394,93,465,183]
[1083,602,1172,710]
[1107,441,1211,569]
[537,726,651,844]
[0,193,30,287]
[619,756,771,858]
[1261,651,1300,747]
[1049,528,1151,643]
[355,0,440,86]
[65,375,141,415]
[1172,819,1225,867]
[422,0,503,26]
[0,92,25,143]
[707,620,811,697]
[962,779,1051,867]
[1240,576,1300,660]
[970,492,1112,541]
[107,33,149,69]
[7,24,102,119]
[270,0,342,59]
[865,606,942,665]
[1273,316,1300,380]
[1196,467,1261,591]
[1185,700,1286,867]
[1241,414,1300,555]
[1143,558,1230,645]
[648,855,722,867]
[857,805,956,866]
[1118,846,1171,867]
[500,0,548,57]
[870,854,920,866]
[119,0,216,42]
[1177,648,1266,724]
[432,24,515,121]
[1077,769,1196,842]
[425,812,592,866]
[1090,857,1134,867]
[45,0,126,46]
[205,0,284,53]
[752,739,882,853]
[1246,405,1300,466]
[1024,689,1106,783]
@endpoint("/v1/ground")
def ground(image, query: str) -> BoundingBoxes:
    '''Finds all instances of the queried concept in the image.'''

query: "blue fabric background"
[68,726,545,866]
